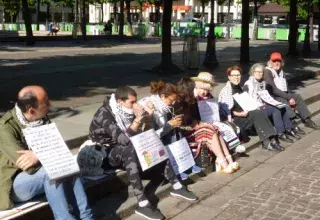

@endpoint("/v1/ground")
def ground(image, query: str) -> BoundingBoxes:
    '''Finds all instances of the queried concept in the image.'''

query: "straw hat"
[190,72,216,86]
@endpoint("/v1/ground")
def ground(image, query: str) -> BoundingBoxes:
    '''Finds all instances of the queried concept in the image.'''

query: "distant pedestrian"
[47,23,59,36]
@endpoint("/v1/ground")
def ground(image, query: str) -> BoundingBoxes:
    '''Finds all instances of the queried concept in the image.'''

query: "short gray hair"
[249,63,265,76]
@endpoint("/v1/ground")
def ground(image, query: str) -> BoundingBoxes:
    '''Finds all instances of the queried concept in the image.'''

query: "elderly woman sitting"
[243,63,301,143]
[219,65,283,151]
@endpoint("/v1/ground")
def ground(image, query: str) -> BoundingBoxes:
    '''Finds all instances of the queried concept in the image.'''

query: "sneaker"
[135,204,165,220]
[170,186,198,201]
[192,165,202,174]
[180,172,189,181]
[235,145,246,153]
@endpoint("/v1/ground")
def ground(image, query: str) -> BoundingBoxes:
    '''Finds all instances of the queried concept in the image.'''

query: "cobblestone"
[212,142,320,220]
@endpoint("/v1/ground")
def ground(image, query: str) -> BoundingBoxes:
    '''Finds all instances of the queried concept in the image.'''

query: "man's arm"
[0,126,39,172]
[101,112,131,146]
[263,69,292,100]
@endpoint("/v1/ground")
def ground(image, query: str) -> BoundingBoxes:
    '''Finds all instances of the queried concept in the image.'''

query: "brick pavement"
[213,141,320,220]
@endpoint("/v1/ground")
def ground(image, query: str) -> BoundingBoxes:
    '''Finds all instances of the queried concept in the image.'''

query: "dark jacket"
[89,97,131,146]
[263,68,292,100]
[0,109,47,210]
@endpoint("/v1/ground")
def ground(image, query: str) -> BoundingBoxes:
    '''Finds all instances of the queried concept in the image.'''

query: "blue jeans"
[11,167,93,220]
[261,105,293,134]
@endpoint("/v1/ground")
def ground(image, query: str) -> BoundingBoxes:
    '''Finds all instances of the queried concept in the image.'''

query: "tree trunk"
[200,1,205,38]
[21,0,34,45]
[46,3,50,30]
[155,1,161,36]
[226,0,231,39]
[161,0,172,66]
[62,5,65,22]
[240,0,249,63]
[288,0,298,56]
[125,0,133,36]
[302,0,311,55]
[309,3,313,43]
[113,2,118,33]
[119,0,124,36]
[100,3,104,23]
[318,3,320,51]
[252,0,258,40]
[72,0,79,39]
[36,0,40,31]
[81,0,86,40]
[203,0,218,67]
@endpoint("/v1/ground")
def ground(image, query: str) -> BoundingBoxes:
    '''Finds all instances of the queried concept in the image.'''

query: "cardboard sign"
[233,92,262,111]
[166,138,195,175]
[198,98,220,124]
[23,123,80,181]
[130,129,168,171]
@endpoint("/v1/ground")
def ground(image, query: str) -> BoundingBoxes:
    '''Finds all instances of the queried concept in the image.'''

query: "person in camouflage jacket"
[89,86,198,220]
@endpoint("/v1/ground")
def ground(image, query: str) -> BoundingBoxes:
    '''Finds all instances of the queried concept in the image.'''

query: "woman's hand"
[169,115,183,127]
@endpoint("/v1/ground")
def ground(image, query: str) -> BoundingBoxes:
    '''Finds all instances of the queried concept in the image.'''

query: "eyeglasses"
[254,71,263,73]
[272,60,281,63]
[230,74,241,77]
[167,97,176,104]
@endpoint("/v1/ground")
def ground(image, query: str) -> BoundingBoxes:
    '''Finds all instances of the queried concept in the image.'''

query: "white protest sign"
[130,129,168,171]
[166,138,195,175]
[257,90,286,108]
[233,92,262,111]
[22,123,80,181]
[213,122,240,150]
[197,98,220,124]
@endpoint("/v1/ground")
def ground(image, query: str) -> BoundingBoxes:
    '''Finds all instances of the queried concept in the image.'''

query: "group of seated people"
[0,52,319,220]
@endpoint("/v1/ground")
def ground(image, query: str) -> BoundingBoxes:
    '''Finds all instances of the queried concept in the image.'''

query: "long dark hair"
[176,77,196,104]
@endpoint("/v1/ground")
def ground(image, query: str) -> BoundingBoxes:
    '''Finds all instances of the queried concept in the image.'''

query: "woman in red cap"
[263,52,320,131]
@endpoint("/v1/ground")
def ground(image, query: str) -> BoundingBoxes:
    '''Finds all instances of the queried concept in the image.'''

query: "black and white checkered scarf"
[244,76,266,105]
[109,94,135,132]
[15,104,44,128]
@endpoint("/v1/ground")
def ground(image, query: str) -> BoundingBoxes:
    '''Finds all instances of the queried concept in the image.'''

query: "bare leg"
[218,135,234,164]
[206,133,229,168]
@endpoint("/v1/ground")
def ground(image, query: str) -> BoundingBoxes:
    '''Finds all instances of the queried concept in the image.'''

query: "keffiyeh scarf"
[218,81,234,119]
[109,93,135,132]
[15,104,44,127]
[266,67,288,92]
[244,76,266,105]
[147,95,172,127]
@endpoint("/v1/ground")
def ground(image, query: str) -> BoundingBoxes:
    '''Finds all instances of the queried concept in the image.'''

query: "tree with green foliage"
[136,0,146,21]
[119,0,124,36]
[251,0,267,40]
[203,0,218,67]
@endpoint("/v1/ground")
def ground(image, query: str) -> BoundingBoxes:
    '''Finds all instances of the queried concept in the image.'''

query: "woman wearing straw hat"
[176,74,240,175]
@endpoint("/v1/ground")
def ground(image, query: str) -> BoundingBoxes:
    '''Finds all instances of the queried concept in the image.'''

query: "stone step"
[5,76,320,220]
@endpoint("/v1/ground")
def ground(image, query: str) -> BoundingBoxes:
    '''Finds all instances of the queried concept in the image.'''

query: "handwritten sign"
[257,90,286,108]
[233,92,262,111]
[130,129,168,171]
[22,123,80,181]
[213,122,240,150]
[197,98,220,124]
[166,138,195,175]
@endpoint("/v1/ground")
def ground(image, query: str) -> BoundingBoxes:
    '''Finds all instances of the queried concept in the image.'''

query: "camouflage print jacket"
[89,97,131,146]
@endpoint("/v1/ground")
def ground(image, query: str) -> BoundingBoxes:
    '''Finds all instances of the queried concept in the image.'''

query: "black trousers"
[108,144,178,202]
[234,109,277,142]
[274,94,311,120]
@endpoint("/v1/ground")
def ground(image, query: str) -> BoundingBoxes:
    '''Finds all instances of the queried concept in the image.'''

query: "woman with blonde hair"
[176,75,239,174]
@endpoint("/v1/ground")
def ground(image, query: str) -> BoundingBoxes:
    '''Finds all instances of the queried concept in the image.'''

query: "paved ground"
[0,39,319,117]
[125,116,320,220]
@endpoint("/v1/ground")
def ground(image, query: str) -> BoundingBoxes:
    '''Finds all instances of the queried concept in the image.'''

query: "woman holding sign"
[139,81,202,180]
[243,63,301,143]
[219,66,283,152]
[176,77,239,175]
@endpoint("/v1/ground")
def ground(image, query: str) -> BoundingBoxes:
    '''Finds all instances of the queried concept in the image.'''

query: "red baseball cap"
[270,52,283,61]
